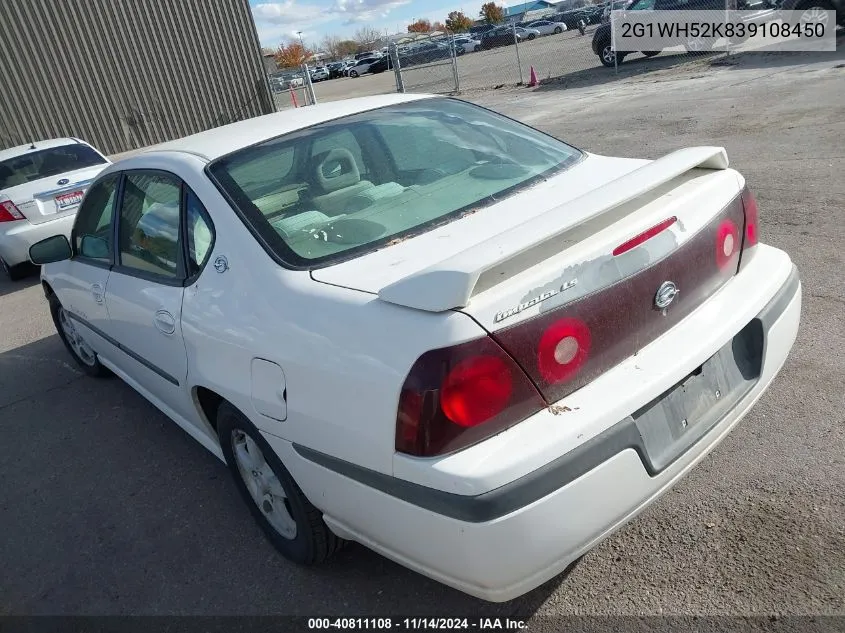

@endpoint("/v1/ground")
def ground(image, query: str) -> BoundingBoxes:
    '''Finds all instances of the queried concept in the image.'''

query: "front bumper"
[266,247,801,602]
[0,214,75,267]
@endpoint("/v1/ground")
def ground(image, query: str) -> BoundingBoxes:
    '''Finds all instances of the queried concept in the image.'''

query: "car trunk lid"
[0,164,107,225]
[312,146,749,404]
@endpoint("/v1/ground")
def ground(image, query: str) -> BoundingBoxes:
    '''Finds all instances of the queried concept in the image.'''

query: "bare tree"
[353,26,383,49]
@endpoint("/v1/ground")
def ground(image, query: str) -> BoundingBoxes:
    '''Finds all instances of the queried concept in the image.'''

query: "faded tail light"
[0,200,25,223]
[739,186,759,267]
[396,336,544,457]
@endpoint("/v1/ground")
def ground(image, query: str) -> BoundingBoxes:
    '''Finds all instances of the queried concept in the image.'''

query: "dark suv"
[591,0,781,66]
[479,27,523,49]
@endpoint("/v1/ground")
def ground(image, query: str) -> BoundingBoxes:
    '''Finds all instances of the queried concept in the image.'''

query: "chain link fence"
[264,1,832,110]
[387,0,790,95]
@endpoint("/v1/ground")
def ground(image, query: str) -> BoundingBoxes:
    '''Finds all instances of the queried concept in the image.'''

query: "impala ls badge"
[654,281,679,312]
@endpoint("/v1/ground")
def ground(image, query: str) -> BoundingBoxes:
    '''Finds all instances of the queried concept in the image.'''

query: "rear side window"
[185,189,215,276]
[73,175,118,262]
[117,172,182,279]
[0,144,106,189]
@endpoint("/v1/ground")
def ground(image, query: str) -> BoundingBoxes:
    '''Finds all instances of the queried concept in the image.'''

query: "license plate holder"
[55,190,84,211]
[631,324,762,473]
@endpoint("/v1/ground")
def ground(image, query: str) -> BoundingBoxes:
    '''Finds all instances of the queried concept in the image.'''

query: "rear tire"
[642,50,661,57]
[218,402,345,565]
[49,294,112,378]
[554,26,563,33]
[0,257,29,281]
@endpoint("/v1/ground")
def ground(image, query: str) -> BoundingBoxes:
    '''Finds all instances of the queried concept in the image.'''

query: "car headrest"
[312,148,360,193]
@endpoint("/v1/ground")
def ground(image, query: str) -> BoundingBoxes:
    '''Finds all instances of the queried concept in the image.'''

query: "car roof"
[0,137,82,162]
[145,94,435,162]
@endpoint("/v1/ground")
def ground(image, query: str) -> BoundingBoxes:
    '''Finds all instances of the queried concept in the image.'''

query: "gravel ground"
[0,48,843,624]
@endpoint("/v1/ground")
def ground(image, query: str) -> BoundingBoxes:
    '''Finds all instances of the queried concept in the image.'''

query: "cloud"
[331,0,411,24]
[251,1,334,45]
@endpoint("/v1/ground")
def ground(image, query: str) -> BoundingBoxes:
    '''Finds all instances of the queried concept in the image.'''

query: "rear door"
[0,143,109,225]
[103,170,197,423]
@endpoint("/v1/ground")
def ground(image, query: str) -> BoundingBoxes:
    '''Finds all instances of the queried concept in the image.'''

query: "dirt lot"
[1,48,843,623]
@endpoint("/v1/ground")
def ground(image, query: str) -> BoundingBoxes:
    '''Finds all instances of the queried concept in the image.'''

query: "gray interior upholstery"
[308,148,375,216]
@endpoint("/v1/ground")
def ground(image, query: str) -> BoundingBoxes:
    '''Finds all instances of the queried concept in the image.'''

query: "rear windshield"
[0,143,106,189]
[207,98,582,268]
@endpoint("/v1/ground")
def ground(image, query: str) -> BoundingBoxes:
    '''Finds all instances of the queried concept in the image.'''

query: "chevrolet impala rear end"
[39,95,799,603]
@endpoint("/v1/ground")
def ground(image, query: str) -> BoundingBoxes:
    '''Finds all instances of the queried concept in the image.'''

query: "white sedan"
[30,94,801,602]
[0,138,110,280]
[454,36,482,52]
[526,19,569,35]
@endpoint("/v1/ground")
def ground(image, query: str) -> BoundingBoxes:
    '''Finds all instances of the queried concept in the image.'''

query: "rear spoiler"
[378,146,729,313]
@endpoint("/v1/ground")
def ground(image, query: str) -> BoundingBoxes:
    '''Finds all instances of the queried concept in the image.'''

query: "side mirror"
[29,234,72,265]
[80,234,109,259]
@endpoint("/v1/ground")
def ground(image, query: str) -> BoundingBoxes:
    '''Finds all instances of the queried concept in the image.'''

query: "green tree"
[479,2,505,24]
[445,11,473,32]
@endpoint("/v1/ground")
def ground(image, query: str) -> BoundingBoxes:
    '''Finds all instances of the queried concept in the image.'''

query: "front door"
[103,171,193,422]
[54,174,119,359]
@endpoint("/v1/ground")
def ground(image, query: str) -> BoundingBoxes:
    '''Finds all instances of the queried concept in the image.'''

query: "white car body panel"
[39,94,801,603]
[0,138,110,266]
[454,38,482,52]
[528,21,569,35]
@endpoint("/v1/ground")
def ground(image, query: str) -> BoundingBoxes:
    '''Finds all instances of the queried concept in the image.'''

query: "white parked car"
[454,36,482,52]
[526,19,569,35]
[515,26,542,40]
[0,137,110,280]
[310,66,329,82]
[346,57,379,77]
[31,94,801,602]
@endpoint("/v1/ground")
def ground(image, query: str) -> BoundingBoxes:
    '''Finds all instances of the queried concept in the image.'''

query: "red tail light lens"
[0,201,25,222]
[396,336,544,457]
[715,218,740,270]
[441,355,513,427]
[741,187,759,249]
[537,317,591,383]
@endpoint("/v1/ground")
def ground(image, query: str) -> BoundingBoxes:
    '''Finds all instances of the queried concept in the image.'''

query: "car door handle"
[91,283,105,304]
[154,310,176,335]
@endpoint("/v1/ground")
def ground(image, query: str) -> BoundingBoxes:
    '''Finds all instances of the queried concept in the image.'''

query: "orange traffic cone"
[528,66,538,87]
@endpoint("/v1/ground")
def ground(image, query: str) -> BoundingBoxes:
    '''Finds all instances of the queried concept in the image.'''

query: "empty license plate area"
[632,319,764,473]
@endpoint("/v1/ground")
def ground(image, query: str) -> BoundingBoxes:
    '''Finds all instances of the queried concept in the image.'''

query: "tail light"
[395,336,544,457]
[741,186,759,247]
[715,218,740,270]
[0,200,25,222]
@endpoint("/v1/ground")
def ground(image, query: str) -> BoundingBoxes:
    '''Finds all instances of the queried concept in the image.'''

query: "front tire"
[599,43,622,66]
[49,295,111,377]
[349,70,358,78]
[642,50,661,57]
[554,26,563,33]
[218,403,344,565]
[527,33,536,40]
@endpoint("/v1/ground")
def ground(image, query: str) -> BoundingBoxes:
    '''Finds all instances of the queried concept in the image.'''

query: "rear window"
[207,98,582,269]
[0,143,106,189]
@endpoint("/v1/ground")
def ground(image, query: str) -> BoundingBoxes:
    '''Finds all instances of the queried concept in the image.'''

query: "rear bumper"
[0,214,75,267]
[265,245,801,602]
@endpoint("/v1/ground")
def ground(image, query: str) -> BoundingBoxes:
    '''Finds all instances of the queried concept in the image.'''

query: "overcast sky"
[250,0,509,47]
